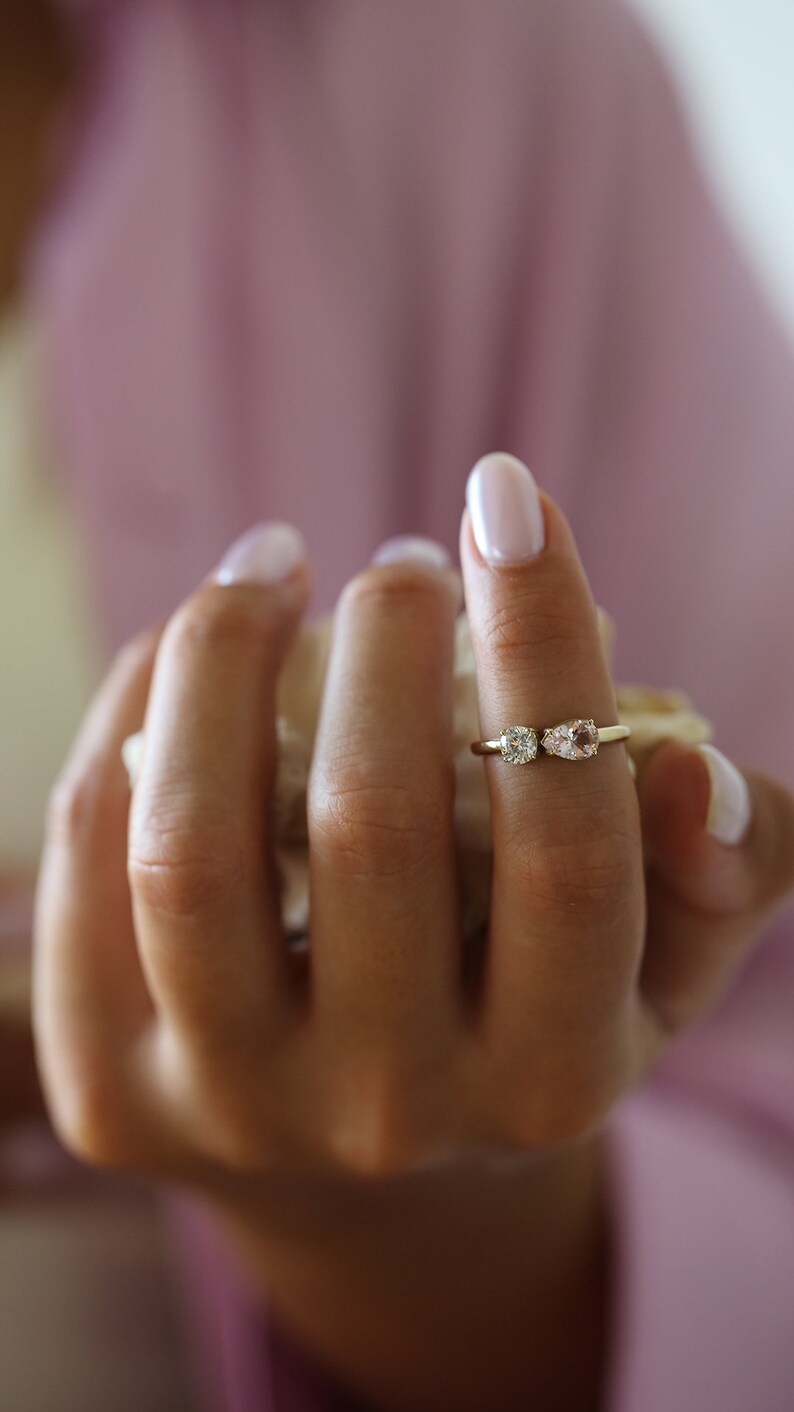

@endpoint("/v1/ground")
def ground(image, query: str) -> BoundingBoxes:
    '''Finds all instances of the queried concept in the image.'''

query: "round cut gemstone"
[500,725,538,765]
[542,718,599,760]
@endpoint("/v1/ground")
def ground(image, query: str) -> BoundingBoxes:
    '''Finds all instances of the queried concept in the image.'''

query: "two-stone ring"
[470,719,631,764]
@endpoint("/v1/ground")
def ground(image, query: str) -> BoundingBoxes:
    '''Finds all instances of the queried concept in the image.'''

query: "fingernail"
[372,535,452,571]
[696,744,752,846]
[213,522,306,586]
[466,452,545,563]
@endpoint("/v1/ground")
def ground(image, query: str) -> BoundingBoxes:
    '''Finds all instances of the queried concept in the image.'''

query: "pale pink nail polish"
[465,452,545,563]
[213,522,306,586]
[372,535,452,570]
[697,744,752,846]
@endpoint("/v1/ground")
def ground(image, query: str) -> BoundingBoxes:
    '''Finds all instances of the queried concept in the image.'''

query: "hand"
[32,457,794,1411]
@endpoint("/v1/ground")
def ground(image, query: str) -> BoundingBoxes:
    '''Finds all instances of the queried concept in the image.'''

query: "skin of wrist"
[207,1135,608,1412]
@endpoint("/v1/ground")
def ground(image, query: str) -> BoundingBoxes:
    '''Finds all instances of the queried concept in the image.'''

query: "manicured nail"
[466,452,545,563]
[696,744,752,846]
[213,522,306,586]
[372,536,452,571]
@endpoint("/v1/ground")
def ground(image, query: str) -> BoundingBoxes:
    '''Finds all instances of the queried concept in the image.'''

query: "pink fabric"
[606,1090,794,1412]
[28,0,794,1408]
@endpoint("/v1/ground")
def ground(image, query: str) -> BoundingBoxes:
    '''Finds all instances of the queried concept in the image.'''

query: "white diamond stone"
[500,726,538,764]
[542,719,599,760]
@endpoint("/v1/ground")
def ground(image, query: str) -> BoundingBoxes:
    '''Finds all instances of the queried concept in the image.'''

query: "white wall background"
[627,0,794,339]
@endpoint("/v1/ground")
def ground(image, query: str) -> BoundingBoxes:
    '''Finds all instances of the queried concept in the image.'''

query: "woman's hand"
[32,456,794,1411]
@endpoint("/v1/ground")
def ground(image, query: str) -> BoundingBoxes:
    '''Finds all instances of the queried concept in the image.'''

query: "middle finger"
[308,540,463,1066]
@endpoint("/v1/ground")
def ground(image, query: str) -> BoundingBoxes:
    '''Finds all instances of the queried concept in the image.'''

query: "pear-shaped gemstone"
[541,719,599,760]
[499,726,538,764]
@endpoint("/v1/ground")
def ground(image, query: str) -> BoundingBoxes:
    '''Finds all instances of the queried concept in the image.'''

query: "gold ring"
[471,719,631,764]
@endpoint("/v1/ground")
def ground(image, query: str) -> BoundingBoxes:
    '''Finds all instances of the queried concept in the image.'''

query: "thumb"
[637,741,794,1032]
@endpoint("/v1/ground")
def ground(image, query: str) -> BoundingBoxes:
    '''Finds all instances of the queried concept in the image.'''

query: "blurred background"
[1,2,793,1409]
[629,0,794,334]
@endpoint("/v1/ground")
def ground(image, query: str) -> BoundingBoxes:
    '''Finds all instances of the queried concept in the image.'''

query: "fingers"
[307,541,463,1151]
[33,628,161,1157]
[128,525,311,1078]
[639,741,794,1032]
[460,455,644,1122]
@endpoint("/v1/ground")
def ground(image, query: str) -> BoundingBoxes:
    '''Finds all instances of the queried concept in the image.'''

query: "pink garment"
[25,0,794,1408]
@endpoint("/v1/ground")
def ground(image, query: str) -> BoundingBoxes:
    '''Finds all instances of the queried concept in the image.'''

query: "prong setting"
[541,718,600,760]
[499,726,538,765]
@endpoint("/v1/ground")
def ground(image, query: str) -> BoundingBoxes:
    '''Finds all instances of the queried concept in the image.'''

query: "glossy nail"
[213,522,306,586]
[466,452,545,563]
[697,744,752,846]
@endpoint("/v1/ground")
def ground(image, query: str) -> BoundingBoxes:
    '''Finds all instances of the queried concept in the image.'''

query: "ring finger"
[461,455,644,1123]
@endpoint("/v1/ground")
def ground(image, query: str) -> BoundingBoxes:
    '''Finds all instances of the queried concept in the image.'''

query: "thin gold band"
[471,724,630,756]
[471,720,631,765]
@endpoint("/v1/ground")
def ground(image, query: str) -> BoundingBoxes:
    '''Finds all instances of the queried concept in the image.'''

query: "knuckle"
[479,594,596,673]
[310,764,450,879]
[483,1012,635,1148]
[47,1071,137,1170]
[340,565,451,624]
[166,585,267,663]
[325,1077,420,1179]
[509,828,635,927]
[491,1076,607,1149]
[44,633,161,853]
[46,759,114,848]
[196,1103,278,1174]
[128,815,256,918]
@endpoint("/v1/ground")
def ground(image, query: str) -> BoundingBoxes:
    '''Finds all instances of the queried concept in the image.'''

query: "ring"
[470,719,631,764]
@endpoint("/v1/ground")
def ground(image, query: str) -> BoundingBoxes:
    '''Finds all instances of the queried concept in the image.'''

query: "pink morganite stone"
[542,719,599,760]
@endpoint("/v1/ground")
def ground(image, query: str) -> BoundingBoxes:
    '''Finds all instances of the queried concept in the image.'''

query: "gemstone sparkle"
[541,718,600,760]
[499,725,539,765]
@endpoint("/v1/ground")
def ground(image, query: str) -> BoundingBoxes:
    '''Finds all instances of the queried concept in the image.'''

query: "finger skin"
[306,562,463,1161]
[460,490,644,1130]
[33,629,161,1159]
[128,570,310,1079]
[639,741,794,1032]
